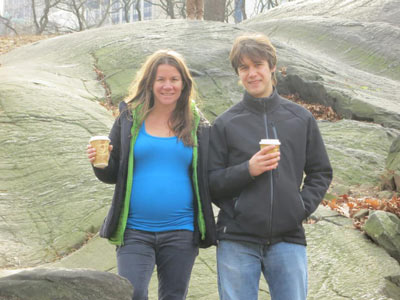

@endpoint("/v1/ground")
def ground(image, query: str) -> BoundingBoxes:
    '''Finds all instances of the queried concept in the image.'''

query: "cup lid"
[89,136,110,142]
[259,139,281,145]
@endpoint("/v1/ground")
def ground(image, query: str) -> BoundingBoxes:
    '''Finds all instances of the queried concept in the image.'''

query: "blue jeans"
[117,229,199,300]
[217,240,307,300]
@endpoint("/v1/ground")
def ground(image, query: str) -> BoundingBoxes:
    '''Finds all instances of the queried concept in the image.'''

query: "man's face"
[237,56,276,98]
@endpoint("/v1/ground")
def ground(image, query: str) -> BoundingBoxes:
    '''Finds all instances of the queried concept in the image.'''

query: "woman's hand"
[248,145,280,177]
[86,144,113,165]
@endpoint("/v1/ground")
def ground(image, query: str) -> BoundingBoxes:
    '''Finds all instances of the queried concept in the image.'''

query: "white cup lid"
[259,139,281,145]
[89,136,110,142]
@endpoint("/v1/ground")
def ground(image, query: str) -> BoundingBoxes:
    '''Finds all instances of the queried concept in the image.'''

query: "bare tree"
[224,0,235,23]
[254,0,279,14]
[31,0,62,34]
[58,0,86,31]
[117,0,137,22]
[144,0,185,19]
[58,0,112,31]
[176,0,186,18]
[0,15,19,35]
[144,0,173,19]
[135,0,142,20]
[204,0,226,22]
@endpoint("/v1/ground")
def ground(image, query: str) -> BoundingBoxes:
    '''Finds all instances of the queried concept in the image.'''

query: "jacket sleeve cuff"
[247,160,255,180]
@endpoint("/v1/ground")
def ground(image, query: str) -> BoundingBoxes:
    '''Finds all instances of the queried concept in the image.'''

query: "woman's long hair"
[125,49,196,146]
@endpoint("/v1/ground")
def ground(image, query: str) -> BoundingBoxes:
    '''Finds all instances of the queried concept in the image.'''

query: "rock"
[0,0,399,280]
[354,209,370,220]
[243,0,400,129]
[20,207,400,300]
[363,210,400,262]
[382,136,400,192]
[385,275,400,300]
[318,119,398,193]
[377,190,397,200]
[306,206,400,299]
[0,65,115,267]
[0,268,133,300]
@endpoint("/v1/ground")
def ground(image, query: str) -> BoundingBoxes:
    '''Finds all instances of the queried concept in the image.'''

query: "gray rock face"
[318,119,398,194]
[363,211,400,262]
[0,3,399,298]
[307,207,400,300]
[0,268,133,300]
[382,136,400,192]
[243,0,400,130]
[11,207,399,300]
[0,65,115,267]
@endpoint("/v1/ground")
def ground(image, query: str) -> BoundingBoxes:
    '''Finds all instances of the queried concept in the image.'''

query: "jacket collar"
[242,88,281,114]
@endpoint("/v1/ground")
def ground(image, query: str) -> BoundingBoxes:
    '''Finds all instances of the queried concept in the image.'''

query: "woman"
[87,49,216,300]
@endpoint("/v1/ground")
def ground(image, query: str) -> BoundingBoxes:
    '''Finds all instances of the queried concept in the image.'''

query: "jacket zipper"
[263,102,273,245]
[271,124,279,179]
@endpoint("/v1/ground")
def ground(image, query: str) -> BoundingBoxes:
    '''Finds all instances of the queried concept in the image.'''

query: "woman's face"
[152,64,183,109]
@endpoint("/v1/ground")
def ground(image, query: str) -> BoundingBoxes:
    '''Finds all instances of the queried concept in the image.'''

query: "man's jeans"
[217,240,307,300]
[117,229,198,300]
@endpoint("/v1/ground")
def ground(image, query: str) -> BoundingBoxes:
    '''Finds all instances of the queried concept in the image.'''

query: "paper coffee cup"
[89,136,110,168]
[259,139,281,153]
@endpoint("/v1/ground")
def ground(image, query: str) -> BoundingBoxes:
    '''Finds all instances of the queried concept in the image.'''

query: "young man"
[208,33,333,300]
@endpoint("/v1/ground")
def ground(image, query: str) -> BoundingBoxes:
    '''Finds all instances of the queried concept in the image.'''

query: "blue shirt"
[126,122,194,232]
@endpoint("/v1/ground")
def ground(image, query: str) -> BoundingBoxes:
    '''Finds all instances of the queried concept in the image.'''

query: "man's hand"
[248,145,280,177]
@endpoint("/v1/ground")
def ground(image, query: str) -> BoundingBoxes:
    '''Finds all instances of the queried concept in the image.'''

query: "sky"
[0,0,4,16]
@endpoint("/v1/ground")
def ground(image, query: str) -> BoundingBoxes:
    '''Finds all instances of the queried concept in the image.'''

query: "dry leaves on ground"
[284,93,341,122]
[322,194,400,229]
[0,35,56,55]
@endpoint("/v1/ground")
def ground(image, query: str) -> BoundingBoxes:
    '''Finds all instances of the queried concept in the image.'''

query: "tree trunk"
[135,0,142,21]
[166,0,175,19]
[31,0,40,34]
[0,15,19,36]
[241,0,247,20]
[204,0,226,22]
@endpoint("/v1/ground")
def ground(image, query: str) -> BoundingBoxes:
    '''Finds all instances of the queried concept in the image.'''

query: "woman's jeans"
[217,240,308,300]
[117,229,199,300]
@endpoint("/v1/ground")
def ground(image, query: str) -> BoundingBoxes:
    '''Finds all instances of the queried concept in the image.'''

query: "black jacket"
[93,101,217,248]
[208,89,332,246]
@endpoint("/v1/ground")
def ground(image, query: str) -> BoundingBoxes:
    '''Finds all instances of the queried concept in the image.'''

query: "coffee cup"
[259,139,280,154]
[89,136,110,168]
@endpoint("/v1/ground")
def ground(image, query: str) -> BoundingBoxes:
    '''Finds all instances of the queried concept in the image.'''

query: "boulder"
[0,268,133,300]
[30,207,400,300]
[385,275,400,300]
[381,136,400,192]
[243,0,400,129]
[318,119,398,194]
[306,206,400,299]
[363,210,400,262]
[0,64,115,267]
[0,0,399,275]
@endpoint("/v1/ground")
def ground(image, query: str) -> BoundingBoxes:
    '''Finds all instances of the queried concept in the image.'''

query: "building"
[0,0,4,16]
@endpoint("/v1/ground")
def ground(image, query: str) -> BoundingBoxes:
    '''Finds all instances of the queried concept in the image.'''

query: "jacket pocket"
[232,197,240,218]
[298,193,307,220]
[272,189,306,236]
